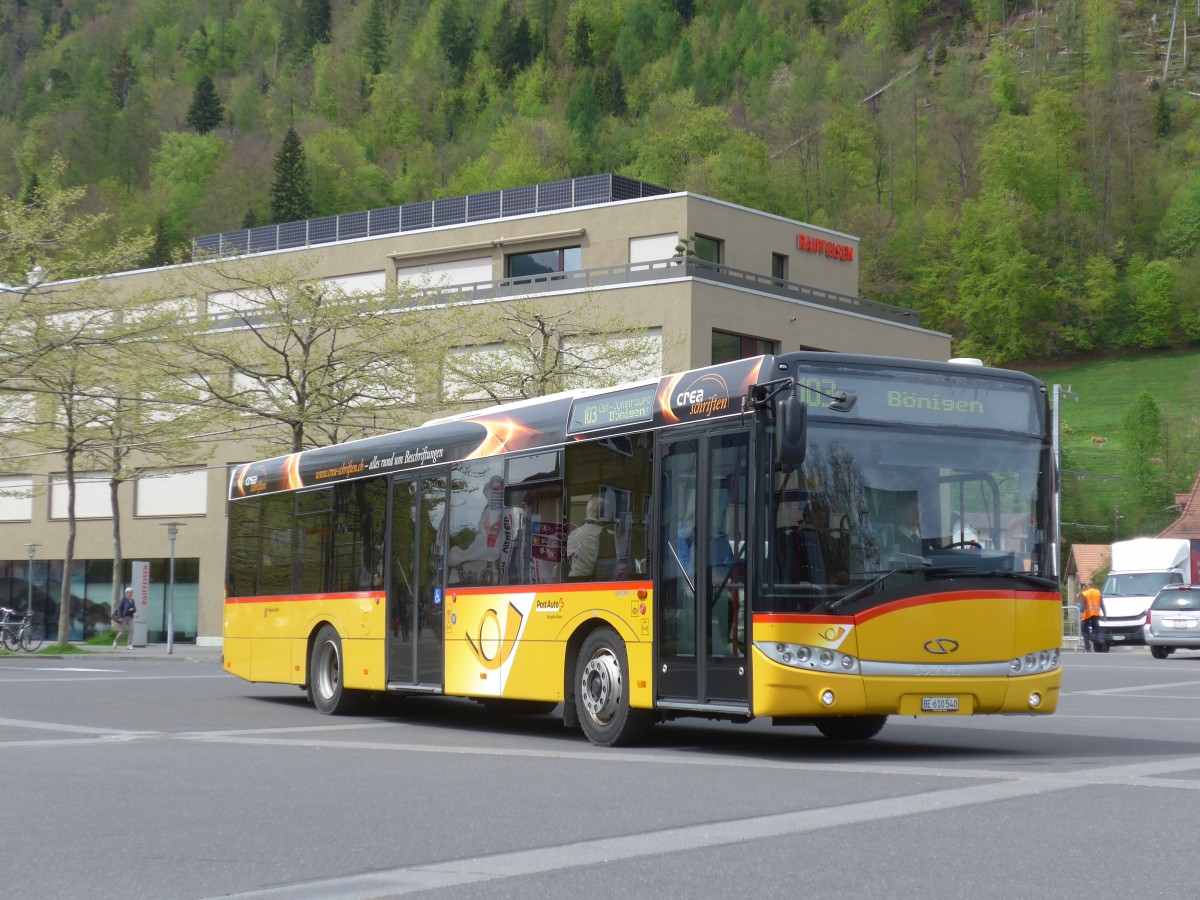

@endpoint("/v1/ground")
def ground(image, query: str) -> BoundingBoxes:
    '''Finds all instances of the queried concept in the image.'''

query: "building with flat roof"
[0,175,950,645]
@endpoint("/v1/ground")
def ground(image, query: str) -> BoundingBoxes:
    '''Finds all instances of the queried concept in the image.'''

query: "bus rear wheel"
[308,625,361,715]
[575,627,651,747]
[816,715,887,741]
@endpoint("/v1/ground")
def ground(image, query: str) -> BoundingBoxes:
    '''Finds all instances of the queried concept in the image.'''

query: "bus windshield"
[762,420,1049,613]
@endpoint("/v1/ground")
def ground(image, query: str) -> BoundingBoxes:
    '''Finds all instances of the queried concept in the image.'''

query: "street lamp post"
[22,543,40,615]
[161,523,185,655]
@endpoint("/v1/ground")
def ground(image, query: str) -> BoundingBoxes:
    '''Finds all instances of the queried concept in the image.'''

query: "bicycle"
[0,607,44,652]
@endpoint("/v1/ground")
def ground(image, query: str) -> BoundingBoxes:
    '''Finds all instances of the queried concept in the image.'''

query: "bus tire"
[308,625,361,715]
[816,715,887,741]
[575,627,652,747]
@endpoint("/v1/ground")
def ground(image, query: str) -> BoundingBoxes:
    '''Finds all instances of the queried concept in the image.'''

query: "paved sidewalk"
[43,641,223,663]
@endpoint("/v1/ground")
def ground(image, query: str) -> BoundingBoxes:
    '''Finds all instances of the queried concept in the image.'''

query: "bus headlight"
[757,641,860,674]
[1009,647,1060,676]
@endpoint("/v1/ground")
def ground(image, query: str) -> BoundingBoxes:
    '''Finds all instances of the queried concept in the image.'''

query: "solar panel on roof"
[279,221,306,249]
[192,176,672,255]
[502,185,535,216]
[434,196,466,227]
[402,201,432,231]
[369,206,400,236]
[468,191,501,221]
[308,216,337,244]
[339,211,368,240]
[249,226,277,253]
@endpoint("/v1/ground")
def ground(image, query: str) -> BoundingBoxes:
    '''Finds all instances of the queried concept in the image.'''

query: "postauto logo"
[923,638,960,655]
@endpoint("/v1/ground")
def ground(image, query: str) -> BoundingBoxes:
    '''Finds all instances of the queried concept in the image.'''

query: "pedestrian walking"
[113,588,136,648]
[1080,579,1105,652]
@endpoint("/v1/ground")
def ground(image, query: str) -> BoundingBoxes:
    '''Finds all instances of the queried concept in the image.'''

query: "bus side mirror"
[775,383,807,467]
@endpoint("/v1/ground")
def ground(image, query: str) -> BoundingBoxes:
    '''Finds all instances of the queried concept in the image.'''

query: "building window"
[692,235,722,265]
[712,331,775,365]
[50,474,110,520]
[135,468,208,517]
[0,476,33,522]
[772,253,789,282]
[506,246,581,279]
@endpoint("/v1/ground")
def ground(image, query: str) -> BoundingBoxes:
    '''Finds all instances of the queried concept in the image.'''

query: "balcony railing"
[401,257,920,326]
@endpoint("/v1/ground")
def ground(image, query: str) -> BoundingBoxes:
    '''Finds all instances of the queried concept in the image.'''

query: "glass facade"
[0,557,200,643]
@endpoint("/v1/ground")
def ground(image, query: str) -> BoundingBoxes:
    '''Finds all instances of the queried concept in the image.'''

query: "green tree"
[490,2,535,79]
[186,75,225,135]
[0,156,151,287]
[300,0,333,55]
[150,132,227,241]
[595,60,627,117]
[1119,391,1173,533]
[269,127,314,224]
[109,48,137,110]
[169,259,440,452]
[1156,171,1200,258]
[1155,90,1171,137]
[362,0,389,76]
[568,10,594,67]
[1130,258,1179,348]
[438,0,475,82]
[441,298,662,404]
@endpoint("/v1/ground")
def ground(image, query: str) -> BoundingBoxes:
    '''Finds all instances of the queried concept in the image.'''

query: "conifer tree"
[438,0,475,81]
[20,172,42,208]
[490,2,535,79]
[362,0,389,75]
[270,127,315,224]
[301,0,333,54]
[109,48,137,110]
[1155,91,1172,137]
[186,75,224,135]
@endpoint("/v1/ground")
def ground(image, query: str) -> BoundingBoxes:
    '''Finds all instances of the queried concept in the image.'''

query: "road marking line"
[1074,679,1200,695]
[213,753,1200,899]
[0,716,158,736]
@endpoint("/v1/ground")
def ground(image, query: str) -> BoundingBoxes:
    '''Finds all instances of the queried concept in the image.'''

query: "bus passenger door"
[387,474,447,689]
[657,430,749,707]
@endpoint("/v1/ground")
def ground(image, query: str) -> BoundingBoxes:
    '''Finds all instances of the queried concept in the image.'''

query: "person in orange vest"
[1080,579,1105,652]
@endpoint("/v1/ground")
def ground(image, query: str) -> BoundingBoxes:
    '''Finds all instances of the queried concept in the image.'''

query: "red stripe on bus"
[225,592,379,605]
[446,581,652,596]
[755,591,1060,625]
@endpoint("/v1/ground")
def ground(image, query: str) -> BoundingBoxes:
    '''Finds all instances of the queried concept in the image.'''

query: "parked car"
[1143,585,1200,659]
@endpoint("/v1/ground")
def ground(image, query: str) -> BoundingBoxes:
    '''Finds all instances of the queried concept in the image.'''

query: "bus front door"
[387,473,447,690]
[657,430,749,708]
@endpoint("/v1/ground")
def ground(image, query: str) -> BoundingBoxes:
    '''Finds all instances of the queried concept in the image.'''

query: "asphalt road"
[2,647,1198,899]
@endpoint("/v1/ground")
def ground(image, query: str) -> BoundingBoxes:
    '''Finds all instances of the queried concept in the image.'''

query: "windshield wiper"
[821,566,933,613]
[819,567,1055,614]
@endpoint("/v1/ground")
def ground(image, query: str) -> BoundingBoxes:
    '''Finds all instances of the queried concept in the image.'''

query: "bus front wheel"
[816,715,887,741]
[575,628,651,747]
[308,625,361,715]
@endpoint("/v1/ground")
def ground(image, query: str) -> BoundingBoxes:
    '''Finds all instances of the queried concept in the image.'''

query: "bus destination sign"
[567,384,658,435]
[794,368,1041,434]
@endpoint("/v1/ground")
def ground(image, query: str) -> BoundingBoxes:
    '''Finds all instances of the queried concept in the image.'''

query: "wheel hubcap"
[317,642,339,699]
[581,648,622,725]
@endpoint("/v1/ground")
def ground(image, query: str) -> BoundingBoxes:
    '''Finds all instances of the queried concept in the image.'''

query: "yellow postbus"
[224,352,1062,745]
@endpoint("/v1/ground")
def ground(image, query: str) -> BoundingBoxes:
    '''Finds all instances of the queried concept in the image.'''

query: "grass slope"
[1022,350,1200,489]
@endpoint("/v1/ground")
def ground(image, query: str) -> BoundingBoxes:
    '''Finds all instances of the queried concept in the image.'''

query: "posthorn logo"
[923,638,960,655]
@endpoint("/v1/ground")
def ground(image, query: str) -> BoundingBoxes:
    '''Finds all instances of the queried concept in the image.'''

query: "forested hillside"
[3,0,1200,364]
